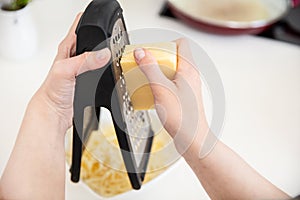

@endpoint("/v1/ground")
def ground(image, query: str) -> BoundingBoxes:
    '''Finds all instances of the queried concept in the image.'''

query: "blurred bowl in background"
[167,0,299,34]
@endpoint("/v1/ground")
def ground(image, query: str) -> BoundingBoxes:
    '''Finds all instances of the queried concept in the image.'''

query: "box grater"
[69,0,154,190]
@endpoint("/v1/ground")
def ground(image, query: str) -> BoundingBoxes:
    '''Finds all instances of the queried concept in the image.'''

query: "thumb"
[58,48,111,79]
[134,48,171,86]
[76,48,111,75]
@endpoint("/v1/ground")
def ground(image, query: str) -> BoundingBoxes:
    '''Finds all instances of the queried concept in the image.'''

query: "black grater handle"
[70,0,152,191]
[70,0,122,183]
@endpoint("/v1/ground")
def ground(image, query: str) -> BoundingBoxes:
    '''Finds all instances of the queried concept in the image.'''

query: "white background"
[0,0,299,199]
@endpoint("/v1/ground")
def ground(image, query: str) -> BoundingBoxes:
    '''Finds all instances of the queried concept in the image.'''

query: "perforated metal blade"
[109,18,154,186]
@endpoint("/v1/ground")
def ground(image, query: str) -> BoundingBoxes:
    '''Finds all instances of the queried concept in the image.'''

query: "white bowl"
[65,109,181,199]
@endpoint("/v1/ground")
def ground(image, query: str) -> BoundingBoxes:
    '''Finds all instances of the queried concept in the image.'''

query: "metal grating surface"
[110,18,152,167]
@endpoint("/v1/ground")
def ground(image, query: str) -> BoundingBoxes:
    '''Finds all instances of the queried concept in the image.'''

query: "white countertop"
[0,0,300,199]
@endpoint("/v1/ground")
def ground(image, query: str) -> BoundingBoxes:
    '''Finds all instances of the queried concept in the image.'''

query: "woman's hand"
[134,39,290,200]
[33,13,111,132]
[134,39,209,156]
[0,13,111,200]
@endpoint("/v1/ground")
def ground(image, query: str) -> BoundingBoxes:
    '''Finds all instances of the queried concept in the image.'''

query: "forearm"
[184,139,290,200]
[0,94,67,200]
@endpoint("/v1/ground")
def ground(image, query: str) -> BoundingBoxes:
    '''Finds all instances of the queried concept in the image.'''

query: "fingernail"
[134,48,145,62]
[97,48,110,60]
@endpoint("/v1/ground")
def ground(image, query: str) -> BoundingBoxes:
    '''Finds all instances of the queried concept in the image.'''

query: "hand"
[32,13,111,132]
[134,39,209,156]
[0,13,111,200]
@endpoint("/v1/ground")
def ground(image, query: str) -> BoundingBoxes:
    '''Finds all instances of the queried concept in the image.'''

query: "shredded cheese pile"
[66,126,176,197]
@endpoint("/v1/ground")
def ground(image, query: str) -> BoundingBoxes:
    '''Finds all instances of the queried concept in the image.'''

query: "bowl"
[65,108,180,199]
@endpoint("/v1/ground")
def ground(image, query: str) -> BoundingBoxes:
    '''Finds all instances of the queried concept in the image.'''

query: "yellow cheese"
[120,42,177,110]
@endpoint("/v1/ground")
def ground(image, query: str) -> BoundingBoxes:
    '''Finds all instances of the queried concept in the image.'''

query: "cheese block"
[120,42,177,110]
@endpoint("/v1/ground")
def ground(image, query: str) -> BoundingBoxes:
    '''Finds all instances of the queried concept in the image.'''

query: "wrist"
[26,92,70,137]
[183,134,221,174]
[181,123,217,162]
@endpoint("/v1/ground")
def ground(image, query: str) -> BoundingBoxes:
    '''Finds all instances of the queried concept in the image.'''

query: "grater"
[69,0,154,190]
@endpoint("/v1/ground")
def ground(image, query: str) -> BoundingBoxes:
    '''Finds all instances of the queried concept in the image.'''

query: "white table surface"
[0,0,300,199]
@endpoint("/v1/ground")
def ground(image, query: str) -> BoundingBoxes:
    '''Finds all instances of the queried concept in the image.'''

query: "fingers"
[55,13,83,61]
[174,38,196,73]
[54,48,111,79]
[67,12,83,38]
[173,38,201,89]
[134,48,171,86]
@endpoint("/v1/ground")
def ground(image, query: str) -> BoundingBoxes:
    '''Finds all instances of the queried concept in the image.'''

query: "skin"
[0,13,111,200]
[134,41,290,200]
[0,13,291,200]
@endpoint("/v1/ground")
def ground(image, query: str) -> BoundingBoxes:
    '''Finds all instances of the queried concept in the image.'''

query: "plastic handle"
[70,0,122,183]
